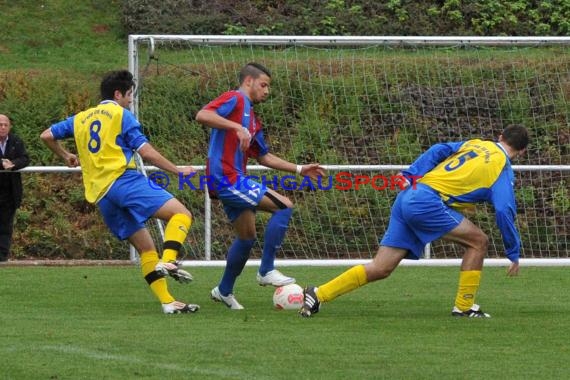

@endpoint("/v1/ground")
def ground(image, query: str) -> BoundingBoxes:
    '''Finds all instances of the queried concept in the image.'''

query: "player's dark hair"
[501,124,529,151]
[239,62,272,84]
[100,70,136,100]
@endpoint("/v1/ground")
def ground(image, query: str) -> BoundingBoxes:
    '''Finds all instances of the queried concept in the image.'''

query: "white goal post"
[126,35,570,266]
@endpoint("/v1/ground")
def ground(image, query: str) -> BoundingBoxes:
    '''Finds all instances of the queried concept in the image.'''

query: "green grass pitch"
[1,265,568,379]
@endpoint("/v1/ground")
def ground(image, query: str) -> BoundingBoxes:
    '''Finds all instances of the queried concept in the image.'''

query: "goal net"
[129,36,569,264]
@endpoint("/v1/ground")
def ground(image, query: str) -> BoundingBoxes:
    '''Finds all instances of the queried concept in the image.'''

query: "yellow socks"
[140,250,174,304]
[454,270,481,311]
[140,214,191,305]
[161,213,191,263]
[317,264,368,302]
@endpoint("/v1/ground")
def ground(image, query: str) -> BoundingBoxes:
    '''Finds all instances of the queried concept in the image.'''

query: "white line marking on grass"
[39,345,245,378]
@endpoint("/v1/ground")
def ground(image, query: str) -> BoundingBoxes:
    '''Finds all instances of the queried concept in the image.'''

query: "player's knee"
[282,197,294,209]
[274,195,293,210]
[175,204,192,219]
[370,269,393,281]
[265,190,293,210]
[237,228,257,240]
[366,264,394,281]
[182,209,192,221]
[379,267,394,280]
[238,232,256,241]
[158,198,191,220]
[480,233,489,251]
[474,232,489,252]
[130,235,156,254]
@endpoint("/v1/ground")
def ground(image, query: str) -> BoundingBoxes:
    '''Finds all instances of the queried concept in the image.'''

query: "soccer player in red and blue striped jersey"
[196,63,325,309]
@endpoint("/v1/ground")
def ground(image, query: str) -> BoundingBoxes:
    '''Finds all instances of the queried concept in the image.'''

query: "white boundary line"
[180,258,570,267]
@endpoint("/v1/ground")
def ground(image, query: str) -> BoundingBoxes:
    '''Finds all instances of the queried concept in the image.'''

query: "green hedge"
[0,71,126,259]
[122,0,570,36]
[2,44,569,259]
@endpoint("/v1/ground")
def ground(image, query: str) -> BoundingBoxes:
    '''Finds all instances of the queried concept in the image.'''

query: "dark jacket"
[0,132,30,208]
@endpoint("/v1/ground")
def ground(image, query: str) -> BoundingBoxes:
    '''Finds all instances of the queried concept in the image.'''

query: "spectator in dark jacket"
[0,114,30,262]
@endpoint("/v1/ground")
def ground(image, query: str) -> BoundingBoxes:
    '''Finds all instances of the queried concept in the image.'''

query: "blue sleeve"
[122,110,148,150]
[216,96,238,118]
[402,141,465,178]
[491,168,521,262]
[50,116,75,139]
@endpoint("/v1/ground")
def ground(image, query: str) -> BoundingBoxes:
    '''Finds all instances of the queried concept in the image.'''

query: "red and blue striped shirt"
[203,90,269,184]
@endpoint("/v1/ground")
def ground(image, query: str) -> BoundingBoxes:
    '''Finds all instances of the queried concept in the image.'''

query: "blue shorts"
[212,177,267,222]
[380,184,464,259]
[97,170,173,240]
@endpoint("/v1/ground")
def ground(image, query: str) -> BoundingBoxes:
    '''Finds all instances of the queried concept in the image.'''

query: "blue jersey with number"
[50,100,148,203]
[402,139,521,261]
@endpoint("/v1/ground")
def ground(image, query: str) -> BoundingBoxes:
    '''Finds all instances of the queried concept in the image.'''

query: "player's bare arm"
[257,153,326,180]
[137,143,195,176]
[40,128,79,167]
[196,109,251,151]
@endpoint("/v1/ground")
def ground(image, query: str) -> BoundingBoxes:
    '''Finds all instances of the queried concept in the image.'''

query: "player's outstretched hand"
[178,166,197,176]
[396,172,410,189]
[237,128,251,152]
[65,153,79,167]
[300,163,326,180]
[507,261,519,277]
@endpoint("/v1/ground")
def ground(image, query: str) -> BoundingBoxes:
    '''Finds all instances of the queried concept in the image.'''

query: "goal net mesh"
[132,37,569,261]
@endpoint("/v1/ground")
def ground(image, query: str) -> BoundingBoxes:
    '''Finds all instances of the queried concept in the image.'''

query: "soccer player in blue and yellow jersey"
[300,125,529,318]
[196,63,325,309]
[40,70,199,314]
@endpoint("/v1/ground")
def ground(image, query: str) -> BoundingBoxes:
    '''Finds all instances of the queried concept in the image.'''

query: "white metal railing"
[17,165,570,173]
[14,164,570,266]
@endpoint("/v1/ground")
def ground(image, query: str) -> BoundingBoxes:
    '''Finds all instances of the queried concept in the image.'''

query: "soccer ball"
[273,284,304,310]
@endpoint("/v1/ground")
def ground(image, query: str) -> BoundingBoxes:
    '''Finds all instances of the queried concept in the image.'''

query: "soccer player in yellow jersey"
[40,70,199,314]
[300,125,529,318]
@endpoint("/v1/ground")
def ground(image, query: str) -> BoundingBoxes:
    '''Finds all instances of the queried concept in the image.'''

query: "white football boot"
[256,269,296,287]
[210,286,244,310]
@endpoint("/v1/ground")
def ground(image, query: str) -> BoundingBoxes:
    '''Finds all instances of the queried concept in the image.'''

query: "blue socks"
[218,208,293,295]
[259,208,293,276]
[218,238,256,296]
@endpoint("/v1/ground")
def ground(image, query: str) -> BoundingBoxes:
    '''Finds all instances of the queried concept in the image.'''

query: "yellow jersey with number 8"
[50,100,148,203]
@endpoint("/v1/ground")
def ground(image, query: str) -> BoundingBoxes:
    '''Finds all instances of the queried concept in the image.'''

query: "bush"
[121,0,570,36]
